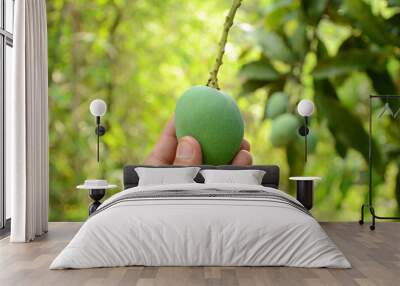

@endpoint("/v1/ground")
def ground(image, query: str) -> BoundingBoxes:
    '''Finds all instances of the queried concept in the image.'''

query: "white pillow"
[135,167,200,186]
[200,169,266,185]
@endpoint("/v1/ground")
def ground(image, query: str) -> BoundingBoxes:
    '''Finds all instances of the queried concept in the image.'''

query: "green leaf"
[386,14,400,38]
[316,39,329,58]
[342,0,398,46]
[312,50,379,79]
[326,119,348,158]
[256,30,297,63]
[238,59,282,96]
[264,0,297,30]
[334,134,348,158]
[315,80,383,172]
[367,69,400,112]
[339,36,367,52]
[367,69,397,95]
[388,0,400,7]
[239,80,269,96]
[301,0,328,24]
[288,19,308,59]
[325,3,353,26]
[238,60,280,81]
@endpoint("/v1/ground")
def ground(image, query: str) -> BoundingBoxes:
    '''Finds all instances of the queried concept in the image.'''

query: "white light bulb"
[297,99,315,117]
[90,99,107,117]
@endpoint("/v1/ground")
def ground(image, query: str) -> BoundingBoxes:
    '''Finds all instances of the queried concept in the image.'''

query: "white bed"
[50,183,351,269]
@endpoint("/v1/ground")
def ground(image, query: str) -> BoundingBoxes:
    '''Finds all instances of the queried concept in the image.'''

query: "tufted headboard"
[123,165,280,189]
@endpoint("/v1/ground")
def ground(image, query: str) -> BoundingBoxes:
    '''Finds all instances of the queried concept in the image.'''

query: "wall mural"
[47,0,400,221]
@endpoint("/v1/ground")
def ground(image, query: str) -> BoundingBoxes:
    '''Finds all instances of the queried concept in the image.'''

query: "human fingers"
[240,138,251,151]
[231,150,252,166]
[173,136,203,165]
[144,117,178,165]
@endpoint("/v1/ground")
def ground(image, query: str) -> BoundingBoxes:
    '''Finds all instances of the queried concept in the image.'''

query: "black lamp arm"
[298,116,309,163]
[95,116,106,162]
[304,116,308,163]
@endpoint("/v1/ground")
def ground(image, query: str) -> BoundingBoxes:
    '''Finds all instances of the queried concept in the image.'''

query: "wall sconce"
[297,99,315,163]
[90,99,107,162]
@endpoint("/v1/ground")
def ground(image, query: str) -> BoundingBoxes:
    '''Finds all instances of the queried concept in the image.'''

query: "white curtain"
[8,0,49,242]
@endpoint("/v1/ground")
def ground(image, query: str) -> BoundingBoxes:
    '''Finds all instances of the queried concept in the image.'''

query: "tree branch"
[206,0,242,90]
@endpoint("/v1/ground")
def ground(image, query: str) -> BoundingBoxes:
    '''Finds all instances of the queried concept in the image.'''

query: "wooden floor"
[0,222,399,286]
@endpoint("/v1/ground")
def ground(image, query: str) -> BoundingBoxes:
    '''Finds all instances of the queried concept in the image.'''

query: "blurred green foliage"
[48,0,400,221]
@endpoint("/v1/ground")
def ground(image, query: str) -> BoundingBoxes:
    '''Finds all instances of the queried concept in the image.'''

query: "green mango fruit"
[265,92,289,119]
[175,86,244,165]
[270,113,300,147]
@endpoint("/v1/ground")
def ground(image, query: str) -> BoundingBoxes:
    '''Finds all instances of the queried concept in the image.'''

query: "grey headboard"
[123,165,280,189]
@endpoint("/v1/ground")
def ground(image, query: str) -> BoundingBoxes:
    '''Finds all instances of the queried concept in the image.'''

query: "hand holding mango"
[144,117,252,166]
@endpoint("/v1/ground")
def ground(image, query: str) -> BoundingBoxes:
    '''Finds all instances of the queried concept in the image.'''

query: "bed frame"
[123,165,280,189]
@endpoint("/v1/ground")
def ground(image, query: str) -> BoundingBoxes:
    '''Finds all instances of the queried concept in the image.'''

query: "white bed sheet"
[50,183,350,269]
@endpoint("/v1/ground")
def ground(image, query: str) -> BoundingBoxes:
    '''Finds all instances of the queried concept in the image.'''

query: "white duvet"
[50,183,351,269]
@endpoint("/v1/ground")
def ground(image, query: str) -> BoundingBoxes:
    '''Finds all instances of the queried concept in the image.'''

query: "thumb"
[173,136,202,165]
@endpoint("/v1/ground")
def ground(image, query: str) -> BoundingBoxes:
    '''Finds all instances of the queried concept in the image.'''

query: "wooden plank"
[0,222,399,286]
